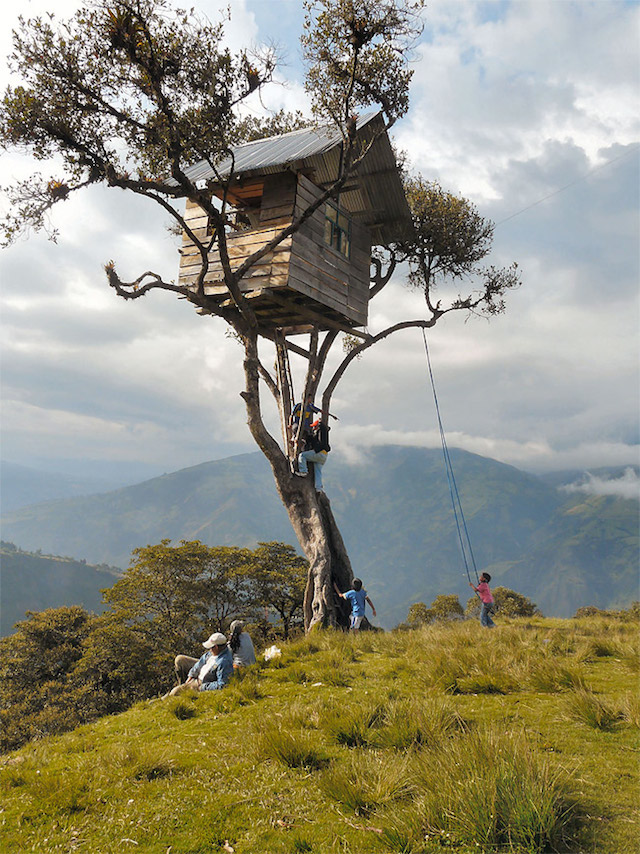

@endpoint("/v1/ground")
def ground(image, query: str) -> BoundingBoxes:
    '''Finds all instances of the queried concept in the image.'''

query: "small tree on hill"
[430,594,464,620]
[246,542,308,639]
[103,539,253,650]
[405,601,434,627]
[1,0,520,630]
[465,586,540,618]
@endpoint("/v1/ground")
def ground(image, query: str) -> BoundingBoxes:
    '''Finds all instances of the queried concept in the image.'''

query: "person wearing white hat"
[169,632,233,696]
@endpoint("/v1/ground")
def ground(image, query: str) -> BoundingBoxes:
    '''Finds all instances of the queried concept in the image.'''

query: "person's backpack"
[312,422,331,453]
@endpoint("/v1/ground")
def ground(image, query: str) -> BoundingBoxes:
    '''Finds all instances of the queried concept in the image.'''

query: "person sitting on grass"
[228,619,256,669]
[170,632,233,695]
[469,572,496,629]
[334,577,376,632]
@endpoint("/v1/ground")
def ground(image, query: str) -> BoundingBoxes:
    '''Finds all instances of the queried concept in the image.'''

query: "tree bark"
[272,469,353,631]
[240,331,352,631]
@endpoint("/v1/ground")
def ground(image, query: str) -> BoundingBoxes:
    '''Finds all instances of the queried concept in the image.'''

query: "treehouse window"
[324,204,351,258]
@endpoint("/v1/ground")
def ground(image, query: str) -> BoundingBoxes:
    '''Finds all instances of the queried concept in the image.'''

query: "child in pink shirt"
[469,572,496,628]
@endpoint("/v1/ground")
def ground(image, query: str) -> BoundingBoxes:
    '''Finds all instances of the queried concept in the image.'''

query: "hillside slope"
[1,620,638,854]
[1,447,637,625]
[0,544,121,635]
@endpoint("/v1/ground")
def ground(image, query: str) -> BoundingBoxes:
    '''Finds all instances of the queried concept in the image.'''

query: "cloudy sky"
[1,0,638,493]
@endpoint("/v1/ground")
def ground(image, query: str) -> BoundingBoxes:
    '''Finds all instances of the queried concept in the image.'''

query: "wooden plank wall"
[178,170,370,329]
[178,173,296,295]
[289,174,370,327]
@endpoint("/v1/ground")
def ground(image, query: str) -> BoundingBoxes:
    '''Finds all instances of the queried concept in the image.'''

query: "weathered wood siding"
[178,171,370,328]
[290,174,370,327]
[179,172,295,295]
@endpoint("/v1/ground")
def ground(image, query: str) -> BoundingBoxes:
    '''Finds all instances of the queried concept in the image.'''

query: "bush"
[575,602,640,621]
[466,585,540,618]
[431,594,464,620]
[406,602,434,627]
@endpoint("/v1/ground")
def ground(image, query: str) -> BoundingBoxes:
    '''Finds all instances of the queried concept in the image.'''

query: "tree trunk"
[271,465,353,631]
[241,332,356,631]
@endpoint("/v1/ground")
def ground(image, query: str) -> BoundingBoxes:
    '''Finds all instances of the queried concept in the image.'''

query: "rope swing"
[421,328,480,587]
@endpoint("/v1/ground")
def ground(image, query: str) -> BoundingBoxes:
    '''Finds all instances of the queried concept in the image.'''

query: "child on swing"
[469,572,496,628]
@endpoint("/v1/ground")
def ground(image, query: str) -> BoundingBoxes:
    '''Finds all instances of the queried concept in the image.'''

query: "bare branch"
[322,317,439,412]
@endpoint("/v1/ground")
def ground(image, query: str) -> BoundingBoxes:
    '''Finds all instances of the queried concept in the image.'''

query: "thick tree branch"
[322,317,440,413]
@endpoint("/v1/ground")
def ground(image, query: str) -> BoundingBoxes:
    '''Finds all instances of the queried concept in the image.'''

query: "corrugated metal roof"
[182,111,412,244]
[184,112,378,183]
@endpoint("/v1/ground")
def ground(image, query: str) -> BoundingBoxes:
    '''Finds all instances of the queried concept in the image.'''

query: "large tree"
[1,0,519,630]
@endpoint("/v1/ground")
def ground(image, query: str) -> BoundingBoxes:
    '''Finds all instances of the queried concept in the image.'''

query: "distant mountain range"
[0,448,638,630]
[1,461,143,514]
[0,543,121,636]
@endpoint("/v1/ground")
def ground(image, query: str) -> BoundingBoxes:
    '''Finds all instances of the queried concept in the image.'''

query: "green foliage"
[405,601,434,627]
[404,594,463,627]
[0,0,276,243]
[0,619,638,852]
[245,542,308,638]
[104,538,254,649]
[402,176,521,317]
[430,593,464,619]
[1,538,306,752]
[0,606,96,752]
[465,585,540,618]
[70,613,165,716]
[575,601,640,620]
[302,0,424,128]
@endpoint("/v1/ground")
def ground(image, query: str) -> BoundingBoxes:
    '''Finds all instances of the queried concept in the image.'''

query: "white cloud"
[561,467,640,501]
[0,0,638,484]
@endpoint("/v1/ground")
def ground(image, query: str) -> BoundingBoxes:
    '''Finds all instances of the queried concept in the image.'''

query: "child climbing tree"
[0,0,520,630]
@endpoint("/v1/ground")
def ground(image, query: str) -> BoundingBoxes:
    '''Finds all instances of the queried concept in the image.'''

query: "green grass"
[1,616,638,853]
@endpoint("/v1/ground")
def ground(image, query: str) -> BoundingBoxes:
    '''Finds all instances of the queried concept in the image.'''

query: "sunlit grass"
[0,617,637,853]
[563,687,622,731]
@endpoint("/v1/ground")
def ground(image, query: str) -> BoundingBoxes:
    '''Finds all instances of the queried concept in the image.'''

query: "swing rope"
[421,328,480,586]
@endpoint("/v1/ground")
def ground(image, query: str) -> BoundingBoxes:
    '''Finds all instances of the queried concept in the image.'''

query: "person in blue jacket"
[334,577,377,631]
[169,631,233,695]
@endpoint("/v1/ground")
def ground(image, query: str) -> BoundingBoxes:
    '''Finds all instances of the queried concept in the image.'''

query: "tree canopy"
[0,538,309,752]
[0,0,522,631]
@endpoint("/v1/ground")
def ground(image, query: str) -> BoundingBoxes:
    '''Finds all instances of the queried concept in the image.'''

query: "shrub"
[406,602,434,627]
[466,586,540,618]
[430,594,464,620]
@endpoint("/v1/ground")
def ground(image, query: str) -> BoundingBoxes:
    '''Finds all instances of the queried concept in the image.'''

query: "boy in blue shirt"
[334,578,376,631]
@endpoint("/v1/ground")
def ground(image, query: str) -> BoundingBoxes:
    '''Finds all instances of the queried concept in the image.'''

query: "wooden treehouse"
[178,112,411,336]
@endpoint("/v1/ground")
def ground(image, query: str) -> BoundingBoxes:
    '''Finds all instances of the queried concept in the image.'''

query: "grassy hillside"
[0,544,121,636]
[1,447,638,625]
[1,617,638,853]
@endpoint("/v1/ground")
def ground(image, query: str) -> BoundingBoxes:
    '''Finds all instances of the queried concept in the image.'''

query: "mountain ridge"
[1,446,637,627]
